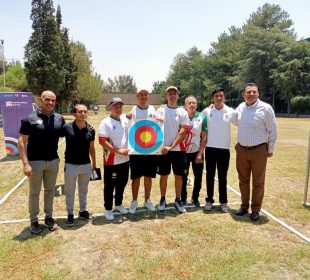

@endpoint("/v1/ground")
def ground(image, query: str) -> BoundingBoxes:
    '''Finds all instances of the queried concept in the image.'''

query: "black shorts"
[129,155,158,180]
[157,151,187,176]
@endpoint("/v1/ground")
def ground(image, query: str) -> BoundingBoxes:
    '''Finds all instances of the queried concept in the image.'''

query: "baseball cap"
[166,86,179,93]
[107,97,124,108]
[137,88,150,95]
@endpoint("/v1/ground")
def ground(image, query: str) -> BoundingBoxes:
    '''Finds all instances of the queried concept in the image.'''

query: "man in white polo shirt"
[127,89,157,214]
[156,86,189,213]
[98,97,130,221]
[202,88,236,213]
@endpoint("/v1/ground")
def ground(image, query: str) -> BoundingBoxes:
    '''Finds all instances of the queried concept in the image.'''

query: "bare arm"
[162,127,187,155]
[17,133,33,177]
[99,138,129,156]
[89,141,97,169]
[195,131,207,163]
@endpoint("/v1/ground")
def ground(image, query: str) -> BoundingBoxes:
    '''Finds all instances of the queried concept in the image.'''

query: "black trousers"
[205,147,230,204]
[103,161,129,210]
[181,151,203,202]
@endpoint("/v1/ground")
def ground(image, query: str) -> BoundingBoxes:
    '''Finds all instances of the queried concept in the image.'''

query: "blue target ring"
[129,120,163,154]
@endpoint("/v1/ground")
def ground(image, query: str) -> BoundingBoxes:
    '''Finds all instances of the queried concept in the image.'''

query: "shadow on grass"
[91,203,191,226]
[0,154,20,162]
[201,205,269,224]
[229,208,269,225]
[56,217,90,231]
[13,225,55,241]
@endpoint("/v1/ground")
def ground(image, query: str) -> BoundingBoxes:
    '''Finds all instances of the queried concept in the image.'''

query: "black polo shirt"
[19,110,65,161]
[64,121,95,165]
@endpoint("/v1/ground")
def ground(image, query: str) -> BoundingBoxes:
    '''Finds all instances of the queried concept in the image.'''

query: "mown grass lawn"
[0,106,309,280]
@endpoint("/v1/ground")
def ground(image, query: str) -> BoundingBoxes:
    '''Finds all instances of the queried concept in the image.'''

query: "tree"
[104,75,137,93]
[208,26,244,104]
[235,3,296,107]
[273,40,310,114]
[166,46,213,107]
[0,63,28,91]
[24,0,77,110]
[70,41,103,104]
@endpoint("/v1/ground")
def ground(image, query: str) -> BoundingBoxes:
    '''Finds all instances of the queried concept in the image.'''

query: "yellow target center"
[140,131,152,143]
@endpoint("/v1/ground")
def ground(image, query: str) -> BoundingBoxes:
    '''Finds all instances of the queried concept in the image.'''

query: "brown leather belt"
[238,143,266,150]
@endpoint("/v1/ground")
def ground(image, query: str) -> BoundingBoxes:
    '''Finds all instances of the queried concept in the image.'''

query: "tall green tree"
[24,0,76,110]
[273,40,310,114]
[208,26,244,104]
[104,75,137,93]
[70,41,103,104]
[166,46,213,107]
[235,3,295,107]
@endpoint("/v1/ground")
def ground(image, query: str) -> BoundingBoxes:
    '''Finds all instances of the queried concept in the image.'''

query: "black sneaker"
[79,211,92,220]
[191,198,200,207]
[30,220,42,235]
[158,197,166,211]
[181,200,187,206]
[44,216,58,231]
[66,214,74,227]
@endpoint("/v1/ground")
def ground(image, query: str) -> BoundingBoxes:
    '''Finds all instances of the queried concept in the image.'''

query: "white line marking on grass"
[0,202,242,225]
[0,139,66,206]
[226,180,310,243]
[203,172,310,243]
[0,176,27,205]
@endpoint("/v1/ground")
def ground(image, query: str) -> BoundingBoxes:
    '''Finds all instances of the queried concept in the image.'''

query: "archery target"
[129,120,163,154]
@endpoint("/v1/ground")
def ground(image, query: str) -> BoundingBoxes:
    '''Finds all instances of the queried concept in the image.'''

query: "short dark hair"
[71,103,87,114]
[211,87,224,96]
[243,83,258,92]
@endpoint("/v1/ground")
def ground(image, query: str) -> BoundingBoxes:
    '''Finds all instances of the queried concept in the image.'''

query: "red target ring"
[134,125,157,148]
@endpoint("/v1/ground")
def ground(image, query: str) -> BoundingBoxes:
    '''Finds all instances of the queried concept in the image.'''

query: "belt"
[238,143,266,150]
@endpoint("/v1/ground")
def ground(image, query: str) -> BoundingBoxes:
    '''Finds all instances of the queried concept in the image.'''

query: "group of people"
[18,82,277,235]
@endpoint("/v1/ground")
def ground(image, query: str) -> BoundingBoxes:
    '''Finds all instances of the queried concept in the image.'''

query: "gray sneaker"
[220,203,229,213]
[30,220,42,235]
[204,202,213,211]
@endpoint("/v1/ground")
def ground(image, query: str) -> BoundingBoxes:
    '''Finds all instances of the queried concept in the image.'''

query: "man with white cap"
[156,86,189,213]
[98,97,130,221]
[127,89,157,214]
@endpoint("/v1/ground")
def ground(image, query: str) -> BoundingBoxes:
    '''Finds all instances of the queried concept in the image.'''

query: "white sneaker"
[220,203,229,213]
[104,210,114,221]
[129,200,138,214]
[174,199,186,213]
[157,198,166,211]
[115,204,129,215]
[204,202,213,211]
[144,199,156,212]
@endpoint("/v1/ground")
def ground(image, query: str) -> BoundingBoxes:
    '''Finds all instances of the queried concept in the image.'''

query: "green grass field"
[0,106,309,280]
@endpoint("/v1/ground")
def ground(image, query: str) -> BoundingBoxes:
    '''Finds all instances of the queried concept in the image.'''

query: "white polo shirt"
[202,104,236,150]
[130,105,156,119]
[156,104,189,151]
[185,112,207,153]
[98,114,129,165]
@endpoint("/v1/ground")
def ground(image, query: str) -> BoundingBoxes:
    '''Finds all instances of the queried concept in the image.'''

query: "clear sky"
[1,0,309,90]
